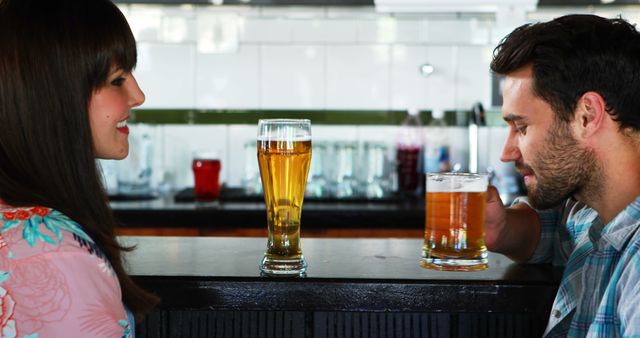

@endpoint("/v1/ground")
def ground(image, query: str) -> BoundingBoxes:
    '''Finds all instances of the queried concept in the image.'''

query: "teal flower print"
[1,207,93,247]
[119,319,131,338]
[0,270,9,284]
[41,209,93,243]
[0,211,21,232]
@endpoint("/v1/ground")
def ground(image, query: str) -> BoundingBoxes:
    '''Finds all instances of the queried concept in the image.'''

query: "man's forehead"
[502,67,534,92]
[500,65,536,120]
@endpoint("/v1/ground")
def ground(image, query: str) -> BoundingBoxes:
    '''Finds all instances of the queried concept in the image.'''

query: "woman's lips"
[116,117,129,134]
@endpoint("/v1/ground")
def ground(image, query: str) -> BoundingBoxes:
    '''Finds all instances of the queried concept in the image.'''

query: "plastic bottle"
[424,109,451,173]
[396,108,423,196]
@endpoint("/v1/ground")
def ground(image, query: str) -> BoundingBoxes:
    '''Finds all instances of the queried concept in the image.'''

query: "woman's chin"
[96,148,129,160]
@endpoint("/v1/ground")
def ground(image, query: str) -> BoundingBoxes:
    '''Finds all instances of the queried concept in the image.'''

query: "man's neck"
[578,141,640,224]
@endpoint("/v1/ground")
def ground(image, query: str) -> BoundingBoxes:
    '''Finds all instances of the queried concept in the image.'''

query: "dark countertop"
[124,236,560,313]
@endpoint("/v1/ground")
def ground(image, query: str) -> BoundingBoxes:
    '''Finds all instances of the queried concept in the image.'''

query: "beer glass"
[421,173,488,271]
[257,119,312,276]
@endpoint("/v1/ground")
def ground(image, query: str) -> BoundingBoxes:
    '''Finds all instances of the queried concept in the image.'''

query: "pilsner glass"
[421,173,488,271]
[257,119,312,276]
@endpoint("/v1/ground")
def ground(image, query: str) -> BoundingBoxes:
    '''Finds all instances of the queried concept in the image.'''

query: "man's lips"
[519,170,533,177]
[516,162,532,174]
[515,162,534,184]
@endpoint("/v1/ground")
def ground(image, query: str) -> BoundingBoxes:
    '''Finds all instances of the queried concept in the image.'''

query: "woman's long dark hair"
[0,0,158,318]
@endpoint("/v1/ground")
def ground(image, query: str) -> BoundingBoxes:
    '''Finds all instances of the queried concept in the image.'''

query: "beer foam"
[258,119,312,142]
[426,173,488,192]
[257,135,311,142]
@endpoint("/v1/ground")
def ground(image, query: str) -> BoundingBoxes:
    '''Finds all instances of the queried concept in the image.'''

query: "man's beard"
[519,121,601,210]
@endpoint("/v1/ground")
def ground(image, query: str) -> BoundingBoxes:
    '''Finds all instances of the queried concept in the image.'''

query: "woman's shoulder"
[0,206,132,337]
[0,206,100,261]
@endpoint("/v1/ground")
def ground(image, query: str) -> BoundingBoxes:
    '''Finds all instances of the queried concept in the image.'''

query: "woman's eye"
[110,77,125,86]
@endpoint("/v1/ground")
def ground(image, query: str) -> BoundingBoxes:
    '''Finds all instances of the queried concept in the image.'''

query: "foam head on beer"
[427,174,487,193]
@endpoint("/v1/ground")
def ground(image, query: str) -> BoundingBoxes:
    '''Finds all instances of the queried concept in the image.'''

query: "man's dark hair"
[491,14,640,132]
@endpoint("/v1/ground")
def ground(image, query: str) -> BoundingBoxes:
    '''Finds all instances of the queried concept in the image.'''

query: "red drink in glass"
[192,158,221,201]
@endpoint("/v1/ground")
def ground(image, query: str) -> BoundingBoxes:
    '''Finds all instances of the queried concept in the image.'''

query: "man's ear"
[573,91,607,140]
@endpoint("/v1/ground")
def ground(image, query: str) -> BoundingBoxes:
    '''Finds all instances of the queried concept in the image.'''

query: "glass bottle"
[396,108,423,196]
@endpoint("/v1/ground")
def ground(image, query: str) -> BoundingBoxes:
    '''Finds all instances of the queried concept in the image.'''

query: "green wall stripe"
[131,109,506,126]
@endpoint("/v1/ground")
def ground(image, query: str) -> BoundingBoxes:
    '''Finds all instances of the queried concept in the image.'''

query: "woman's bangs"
[88,6,137,87]
[103,14,137,73]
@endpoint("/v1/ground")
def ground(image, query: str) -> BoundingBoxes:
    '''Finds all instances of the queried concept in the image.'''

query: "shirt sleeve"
[616,230,640,337]
[1,248,133,338]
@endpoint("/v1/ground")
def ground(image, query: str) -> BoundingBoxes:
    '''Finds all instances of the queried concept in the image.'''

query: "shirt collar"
[598,196,640,251]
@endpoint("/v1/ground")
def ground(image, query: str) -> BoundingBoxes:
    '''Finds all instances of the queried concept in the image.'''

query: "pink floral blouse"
[0,205,133,338]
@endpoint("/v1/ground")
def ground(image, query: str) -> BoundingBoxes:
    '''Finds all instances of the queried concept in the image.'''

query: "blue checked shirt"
[516,196,640,337]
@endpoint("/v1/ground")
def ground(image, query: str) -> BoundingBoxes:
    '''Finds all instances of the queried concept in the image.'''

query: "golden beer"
[257,119,311,276]
[421,173,488,271]
[258,139,311,259]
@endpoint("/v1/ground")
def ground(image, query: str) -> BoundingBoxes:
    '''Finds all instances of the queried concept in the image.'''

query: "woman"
[0,0,158,336]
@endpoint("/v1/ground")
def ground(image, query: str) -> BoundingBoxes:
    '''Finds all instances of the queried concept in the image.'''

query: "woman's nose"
[128,74,145,108]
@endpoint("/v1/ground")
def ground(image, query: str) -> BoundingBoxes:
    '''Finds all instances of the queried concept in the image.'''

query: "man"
[485,14,640,337]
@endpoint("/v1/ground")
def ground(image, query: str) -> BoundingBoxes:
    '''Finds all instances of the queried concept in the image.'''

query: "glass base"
[117,181,152,196]
[421,251,488,271]
[259,255,307,276]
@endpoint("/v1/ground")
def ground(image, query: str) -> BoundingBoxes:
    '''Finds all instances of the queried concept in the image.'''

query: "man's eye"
[516,126,527,135]
[111,77,125,86]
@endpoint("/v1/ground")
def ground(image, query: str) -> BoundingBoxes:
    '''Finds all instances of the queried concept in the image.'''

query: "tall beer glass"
[421,173,488,271]
[257,119,312,276]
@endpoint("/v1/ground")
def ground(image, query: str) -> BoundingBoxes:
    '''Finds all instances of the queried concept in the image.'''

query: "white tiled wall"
[261,45,325,109]
[326,45,391,109]
[136,43,197,108]
[195,45,260,109]
[125,5,497,111]
[117,5,505,189]
[112,4,639,192]
[455,45,494,109]
[390,45,459,110]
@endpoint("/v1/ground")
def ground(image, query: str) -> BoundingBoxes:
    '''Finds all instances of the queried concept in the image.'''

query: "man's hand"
[484,185,541,262]
[485,185,507,252]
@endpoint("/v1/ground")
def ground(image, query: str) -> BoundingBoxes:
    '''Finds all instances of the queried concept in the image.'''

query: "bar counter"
[126,236,560,338]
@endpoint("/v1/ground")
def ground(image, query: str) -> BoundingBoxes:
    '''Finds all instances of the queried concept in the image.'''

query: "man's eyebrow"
[503,114,526,123]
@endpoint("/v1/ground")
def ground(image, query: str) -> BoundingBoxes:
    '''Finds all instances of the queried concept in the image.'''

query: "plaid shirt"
[517,196,640,337]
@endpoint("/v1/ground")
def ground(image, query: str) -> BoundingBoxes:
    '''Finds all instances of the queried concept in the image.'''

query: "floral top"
[0,205,133,338]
